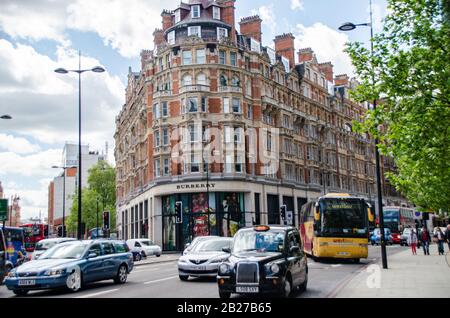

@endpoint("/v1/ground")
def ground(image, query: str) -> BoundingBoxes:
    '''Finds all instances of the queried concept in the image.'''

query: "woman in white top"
[407,229,418,255]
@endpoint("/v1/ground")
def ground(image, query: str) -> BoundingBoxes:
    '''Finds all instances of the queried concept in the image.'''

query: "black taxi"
[217,225,308,298]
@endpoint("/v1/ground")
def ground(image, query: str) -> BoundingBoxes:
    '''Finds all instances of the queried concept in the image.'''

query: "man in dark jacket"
[420,226,431,255]
[446,225,450,252]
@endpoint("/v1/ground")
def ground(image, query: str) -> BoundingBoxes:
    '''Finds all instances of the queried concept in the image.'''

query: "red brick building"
[114,0,407,250]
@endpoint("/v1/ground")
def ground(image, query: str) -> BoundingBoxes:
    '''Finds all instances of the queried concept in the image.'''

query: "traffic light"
[280,205,287,221]
[57,226,63,237]
[103,211,110,230]
[175,201,183,224]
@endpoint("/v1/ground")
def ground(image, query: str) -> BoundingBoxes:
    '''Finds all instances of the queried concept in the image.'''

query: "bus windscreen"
[320,199,367,237]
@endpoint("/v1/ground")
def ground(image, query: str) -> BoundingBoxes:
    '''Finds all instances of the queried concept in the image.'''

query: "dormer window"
[174,9,181,23]
[191,5,200,18]
[213,6,221,20]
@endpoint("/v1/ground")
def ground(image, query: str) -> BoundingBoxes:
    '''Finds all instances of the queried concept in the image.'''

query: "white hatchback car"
[126,239,162,259]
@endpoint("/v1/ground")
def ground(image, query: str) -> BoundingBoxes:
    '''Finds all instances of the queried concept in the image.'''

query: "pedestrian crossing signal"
[175,201,183,224]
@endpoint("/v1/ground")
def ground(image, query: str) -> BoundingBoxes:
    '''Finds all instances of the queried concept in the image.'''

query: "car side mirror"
[289,246,300,254]
[222,247,231,253]
[184,243,191,250]
[87,253,97,259]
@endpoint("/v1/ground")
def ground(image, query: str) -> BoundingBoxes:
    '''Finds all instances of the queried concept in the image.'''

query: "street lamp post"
[52,165,76,237]
[55,51,105,240]
[339,0,388,269]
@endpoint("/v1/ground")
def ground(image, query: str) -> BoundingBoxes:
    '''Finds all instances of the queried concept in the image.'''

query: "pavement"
[335,243,450,298]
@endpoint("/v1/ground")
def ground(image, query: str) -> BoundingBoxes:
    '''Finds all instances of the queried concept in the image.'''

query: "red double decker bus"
[20,223,48,252]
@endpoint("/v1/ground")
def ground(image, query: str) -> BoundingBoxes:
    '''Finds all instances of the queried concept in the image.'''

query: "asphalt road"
[0,245,404,299]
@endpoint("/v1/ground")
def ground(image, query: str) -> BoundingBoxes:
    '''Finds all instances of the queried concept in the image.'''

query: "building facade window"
[182,51,192,65]
[196,49,206,64]
[230,52,237,66]
[174,10,181,23]
[182,74,192,86]
[217,28,228,41]
[191,5,200,18]
[162,128,169,146]
[232,98,241,113]
[162,102,168,117]
[167,31,175,45]
[219,50,226,64]
[213,6,221,20]
[154,159,161,177]
[223,97,230,113]
[188,26,201,37]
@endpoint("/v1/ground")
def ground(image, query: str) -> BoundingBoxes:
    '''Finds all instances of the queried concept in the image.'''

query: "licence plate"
[18,280,35,286]
[337,252,350,256]
[236,286,259,293]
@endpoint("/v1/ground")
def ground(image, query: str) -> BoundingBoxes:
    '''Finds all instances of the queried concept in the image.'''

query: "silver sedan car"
[178,237,232,281]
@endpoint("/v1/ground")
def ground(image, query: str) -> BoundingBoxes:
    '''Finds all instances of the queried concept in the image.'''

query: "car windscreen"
[35,241,57,251]
[320,199,367,236]
[140,240,154,246]
[233,230,285,253]
[191,239,231,252]
[39,242,88,260]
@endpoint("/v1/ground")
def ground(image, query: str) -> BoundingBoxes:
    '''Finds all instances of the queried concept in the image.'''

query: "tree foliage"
[346,0,450,213]
[67,161,116,235]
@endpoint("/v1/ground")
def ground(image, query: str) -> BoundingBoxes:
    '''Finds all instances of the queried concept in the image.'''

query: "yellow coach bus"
[299,193,374,263]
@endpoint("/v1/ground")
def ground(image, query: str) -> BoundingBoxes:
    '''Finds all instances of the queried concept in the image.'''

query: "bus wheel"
[353,258,360,264]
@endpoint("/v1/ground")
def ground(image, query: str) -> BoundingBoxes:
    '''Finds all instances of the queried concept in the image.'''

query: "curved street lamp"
[1,115,12,120]
[338,0,388,269]
[54,51,105,240]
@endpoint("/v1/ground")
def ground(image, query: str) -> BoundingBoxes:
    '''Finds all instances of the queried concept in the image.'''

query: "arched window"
[196,73,206,86]
[182,74,192,86]
[220,74,228,87]
[232,76,240,87]
[345,123,352,133]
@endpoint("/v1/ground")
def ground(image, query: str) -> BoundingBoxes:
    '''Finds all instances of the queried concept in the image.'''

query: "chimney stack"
[319,62,334,82]
[274,33,296,69]
[334,74,349,86]
[161,10,173,32]
[298,48,314,63]
[239,15,262,42]
[153,28,164,48]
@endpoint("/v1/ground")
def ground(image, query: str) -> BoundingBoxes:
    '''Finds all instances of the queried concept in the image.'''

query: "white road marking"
[331,264,342,268]
[75,289,119,298]
[132,267,161,273]
[143,275,178,285]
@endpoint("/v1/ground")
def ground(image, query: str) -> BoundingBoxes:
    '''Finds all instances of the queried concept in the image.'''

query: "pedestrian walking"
[420,226,431,255]
[446,225,450,252]
[434,227,445,255]
[407,229,418,255]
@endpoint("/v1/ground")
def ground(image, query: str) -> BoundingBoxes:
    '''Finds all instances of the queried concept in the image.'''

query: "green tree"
[67,161,116,236]
[346,0,450,213]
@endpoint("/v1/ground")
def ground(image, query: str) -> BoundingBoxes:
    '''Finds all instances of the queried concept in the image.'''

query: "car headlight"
[7,271,17,278]
[178,258,188,264]
[45,269,66,276]
[219,263,231,275]
[266,263,280,275]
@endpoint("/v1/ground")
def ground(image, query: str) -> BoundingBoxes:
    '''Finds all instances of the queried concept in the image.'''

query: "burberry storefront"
[117,180,316,251]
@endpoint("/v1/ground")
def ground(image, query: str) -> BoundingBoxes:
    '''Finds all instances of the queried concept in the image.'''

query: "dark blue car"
[4,239,133,296]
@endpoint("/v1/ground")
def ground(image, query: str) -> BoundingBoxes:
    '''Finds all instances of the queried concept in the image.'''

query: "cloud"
[251,4,277,36]
[0,40,124,149]
[2,180,51,221]
[290,0,304,11]
[0,0,180,58]
[0,149,62,177]
[0,0,71,45]
[294,22,355,76]
[0,134,41,154]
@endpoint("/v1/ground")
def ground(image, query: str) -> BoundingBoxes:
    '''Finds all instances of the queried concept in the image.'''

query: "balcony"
[153,90,172,99]
[179,85,210,94]
[218,86,242,94]
[262,95,278,106]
